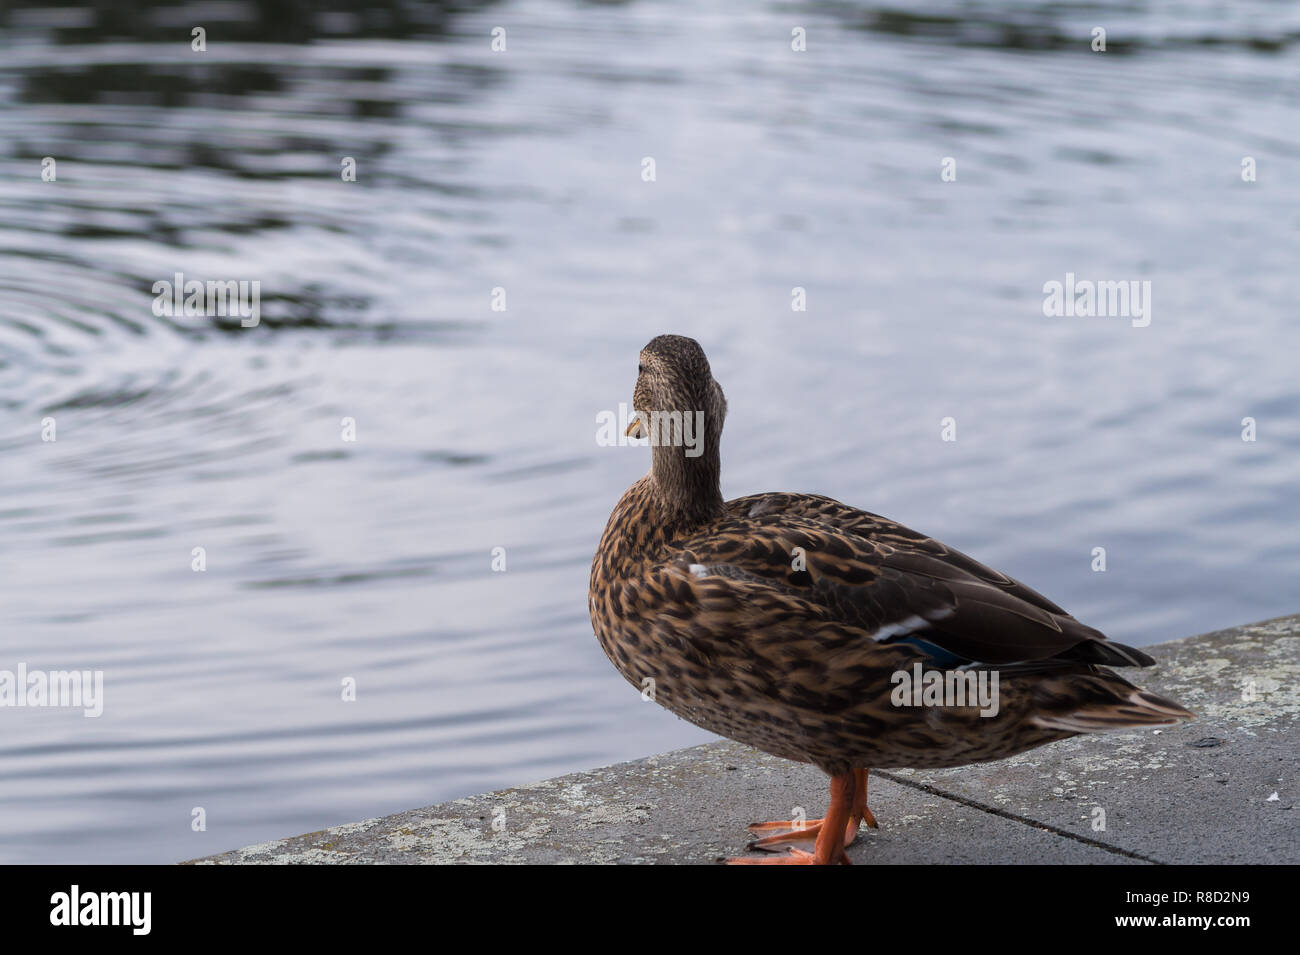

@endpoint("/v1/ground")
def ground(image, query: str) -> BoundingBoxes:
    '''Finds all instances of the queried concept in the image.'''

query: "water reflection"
[0,0,1297,862]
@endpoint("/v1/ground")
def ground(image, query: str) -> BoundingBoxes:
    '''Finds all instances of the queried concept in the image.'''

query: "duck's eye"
[638,363,645,374]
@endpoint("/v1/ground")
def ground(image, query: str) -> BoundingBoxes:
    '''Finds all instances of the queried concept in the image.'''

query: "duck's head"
[627,334,726,521]
[627,334,727,442]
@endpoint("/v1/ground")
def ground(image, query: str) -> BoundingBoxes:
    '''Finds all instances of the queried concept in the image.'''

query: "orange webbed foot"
[728,770,872,866]
[746,816,859,851]
[725,847,850,865]
[744,768,876,854]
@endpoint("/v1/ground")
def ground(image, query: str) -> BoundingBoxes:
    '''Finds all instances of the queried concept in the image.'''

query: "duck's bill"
[625,414,646,439]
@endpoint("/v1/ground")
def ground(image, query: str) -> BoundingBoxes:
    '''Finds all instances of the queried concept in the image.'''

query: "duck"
[588,334,1194,865]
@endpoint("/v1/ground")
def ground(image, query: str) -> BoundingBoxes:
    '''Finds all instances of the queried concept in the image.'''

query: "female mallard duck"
[589,334,1193,865]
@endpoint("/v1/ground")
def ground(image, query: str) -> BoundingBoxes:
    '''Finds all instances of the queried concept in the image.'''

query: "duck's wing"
[683,492,1153,671]
[729,491,1073,617]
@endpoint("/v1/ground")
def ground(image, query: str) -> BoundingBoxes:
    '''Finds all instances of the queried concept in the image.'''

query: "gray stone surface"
[190,614,1299,864]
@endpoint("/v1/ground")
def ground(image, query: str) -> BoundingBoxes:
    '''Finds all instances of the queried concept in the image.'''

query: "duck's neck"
[648,417,724,530]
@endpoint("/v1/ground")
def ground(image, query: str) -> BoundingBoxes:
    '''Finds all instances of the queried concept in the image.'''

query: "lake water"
[1,0,1297,863]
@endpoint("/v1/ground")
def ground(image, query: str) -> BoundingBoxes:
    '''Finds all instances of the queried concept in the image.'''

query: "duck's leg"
[726,771,859,865]
[744,768,877,852]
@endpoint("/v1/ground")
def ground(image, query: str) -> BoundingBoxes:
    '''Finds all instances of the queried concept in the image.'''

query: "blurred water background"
[1,0,1297,862]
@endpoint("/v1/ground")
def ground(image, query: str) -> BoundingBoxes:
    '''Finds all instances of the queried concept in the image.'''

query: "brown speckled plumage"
[589,335,1192,862]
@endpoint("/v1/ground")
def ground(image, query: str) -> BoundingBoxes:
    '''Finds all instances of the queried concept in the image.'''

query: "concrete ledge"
[190,614,1299,864]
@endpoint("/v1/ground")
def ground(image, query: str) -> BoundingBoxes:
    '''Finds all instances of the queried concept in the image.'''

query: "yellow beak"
[625,413,646,439]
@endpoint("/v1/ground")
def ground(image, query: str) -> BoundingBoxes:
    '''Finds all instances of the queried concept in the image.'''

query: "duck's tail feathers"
[1032,688,1195,734]
[1066,634,1157,668]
